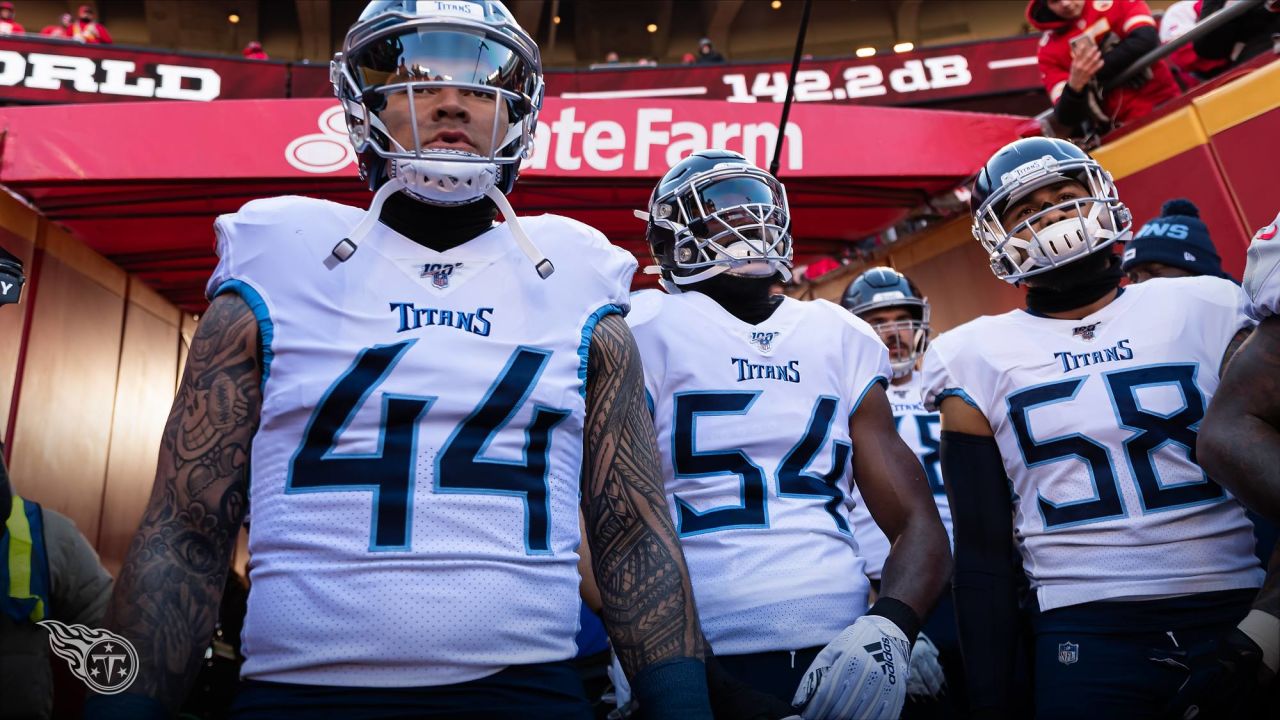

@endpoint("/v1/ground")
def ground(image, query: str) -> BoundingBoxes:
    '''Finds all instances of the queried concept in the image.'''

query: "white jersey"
[1242,211,1280,321]
[207,196,635,687]
[849,373,950,580]
[628,290,890,654]
[923,276,1263,611]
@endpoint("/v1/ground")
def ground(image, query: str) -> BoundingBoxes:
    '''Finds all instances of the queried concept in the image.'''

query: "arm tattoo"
[582,313,705,677]
[1220,326,1253,377]
[105,293,261,709]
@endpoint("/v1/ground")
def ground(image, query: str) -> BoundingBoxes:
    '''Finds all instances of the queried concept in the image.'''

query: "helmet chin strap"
[331,176,406,262]
[485,185,554,279]
[329,178,553,280]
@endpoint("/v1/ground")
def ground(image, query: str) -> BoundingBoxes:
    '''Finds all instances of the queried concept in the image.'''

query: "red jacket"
[72,20,111,44]
[0,20,24,35]
[1028,0,1179,125]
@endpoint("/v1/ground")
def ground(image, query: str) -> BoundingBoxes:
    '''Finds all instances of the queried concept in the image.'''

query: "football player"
[925,136,1266,718]
[842,268,957,713]
[90,2,712,717]
[629,149,952,720]
[1183,211,1280,717]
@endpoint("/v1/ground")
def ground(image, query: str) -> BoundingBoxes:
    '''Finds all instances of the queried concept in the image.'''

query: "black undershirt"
[378,192,498,253]
[1023,252,1125,316]
[686,274,783,326]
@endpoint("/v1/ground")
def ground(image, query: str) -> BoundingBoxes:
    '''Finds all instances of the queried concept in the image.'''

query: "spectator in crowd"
[243,40,268,60]
[695,36,725,63]
[1,439,115,719]
[39,13,72,39]
[1195,0,1280,67]
[1028,0,1179,135]
[1160,0,1228,86]
[681,52,695,64]
[70,4,110,44]
[604,50,620,64]
[1121,198,1233,283]
[0,2,24,35]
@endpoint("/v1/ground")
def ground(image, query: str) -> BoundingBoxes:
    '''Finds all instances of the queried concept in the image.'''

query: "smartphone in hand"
[1070,33,1096,56]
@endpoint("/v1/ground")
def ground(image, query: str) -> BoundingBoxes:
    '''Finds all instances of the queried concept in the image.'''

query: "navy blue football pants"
[230,661,593,719]
[1031,588,1255,720]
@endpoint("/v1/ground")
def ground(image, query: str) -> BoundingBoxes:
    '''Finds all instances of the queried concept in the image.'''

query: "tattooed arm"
[97,292,261,712]
[581,313,711,713]
[1200,318,1280,520]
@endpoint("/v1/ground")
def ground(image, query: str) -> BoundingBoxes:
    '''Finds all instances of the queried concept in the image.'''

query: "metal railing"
[1035,0,1269,136]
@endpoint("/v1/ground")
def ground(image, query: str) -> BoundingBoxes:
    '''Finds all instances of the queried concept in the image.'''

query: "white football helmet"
[971,137,1132,284]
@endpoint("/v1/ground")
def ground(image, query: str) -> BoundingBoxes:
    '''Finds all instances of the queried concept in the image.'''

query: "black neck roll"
[378,191,499,253]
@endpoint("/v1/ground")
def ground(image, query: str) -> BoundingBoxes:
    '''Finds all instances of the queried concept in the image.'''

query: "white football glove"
[791,615,911,720]
[906,633,946,699]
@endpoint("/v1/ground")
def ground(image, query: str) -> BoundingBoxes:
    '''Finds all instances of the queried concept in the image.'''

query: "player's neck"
[378,191,498,253]
[1024,252,1124,319]
[687,273,783,326]
[1035,288,1120,320]
[890,372,914,386]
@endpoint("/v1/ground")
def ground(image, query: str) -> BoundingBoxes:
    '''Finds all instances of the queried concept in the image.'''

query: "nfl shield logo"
[421,262,463,289]
[1072,323,1099,341]
[1058,641,1079,665]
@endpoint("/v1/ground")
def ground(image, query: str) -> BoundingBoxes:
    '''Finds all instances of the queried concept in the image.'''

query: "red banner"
[546,36,1044,107]
[0,35,288,104]
[0,34,1044,109]
[0,96,1032,183]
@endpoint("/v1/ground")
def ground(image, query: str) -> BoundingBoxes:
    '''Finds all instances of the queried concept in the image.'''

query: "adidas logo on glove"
[863,639,897,685]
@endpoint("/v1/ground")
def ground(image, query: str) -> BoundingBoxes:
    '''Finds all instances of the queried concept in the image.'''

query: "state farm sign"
[0,51,220,101]
[286,104,804,176]
[525,107,802,172]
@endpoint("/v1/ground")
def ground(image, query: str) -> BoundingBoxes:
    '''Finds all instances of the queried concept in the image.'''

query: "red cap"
[79,5,93,15]
[0,2,15,10]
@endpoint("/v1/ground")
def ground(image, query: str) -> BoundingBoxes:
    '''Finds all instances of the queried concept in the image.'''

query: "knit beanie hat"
[1121,199,1230,279]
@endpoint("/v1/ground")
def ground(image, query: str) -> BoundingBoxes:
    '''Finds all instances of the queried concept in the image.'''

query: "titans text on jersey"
[1052,337,1133,372]
[730,357,801,383]
[389,302,495,336]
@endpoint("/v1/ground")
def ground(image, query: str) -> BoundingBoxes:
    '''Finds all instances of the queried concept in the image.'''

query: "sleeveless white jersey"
[1243,211,1280,321]
[207,196,635,686]
[922,276,1263,611]
[628,290,890,654]
[849,373,950,581]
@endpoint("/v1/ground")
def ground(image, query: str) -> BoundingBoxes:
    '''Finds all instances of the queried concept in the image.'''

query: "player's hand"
[791,615,911,720]
[906,633,946,699]
[1147,627,1265,719]
[1068,42,1104,92]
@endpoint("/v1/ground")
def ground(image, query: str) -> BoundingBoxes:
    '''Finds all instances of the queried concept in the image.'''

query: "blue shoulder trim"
[850,375,890,418]
[577,304,625,399]
[936,388,979,409]
[212,279,275,392]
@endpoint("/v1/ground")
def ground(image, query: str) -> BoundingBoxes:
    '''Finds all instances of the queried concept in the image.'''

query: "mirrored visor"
[682,176,781,216]
[349,28,531,96]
